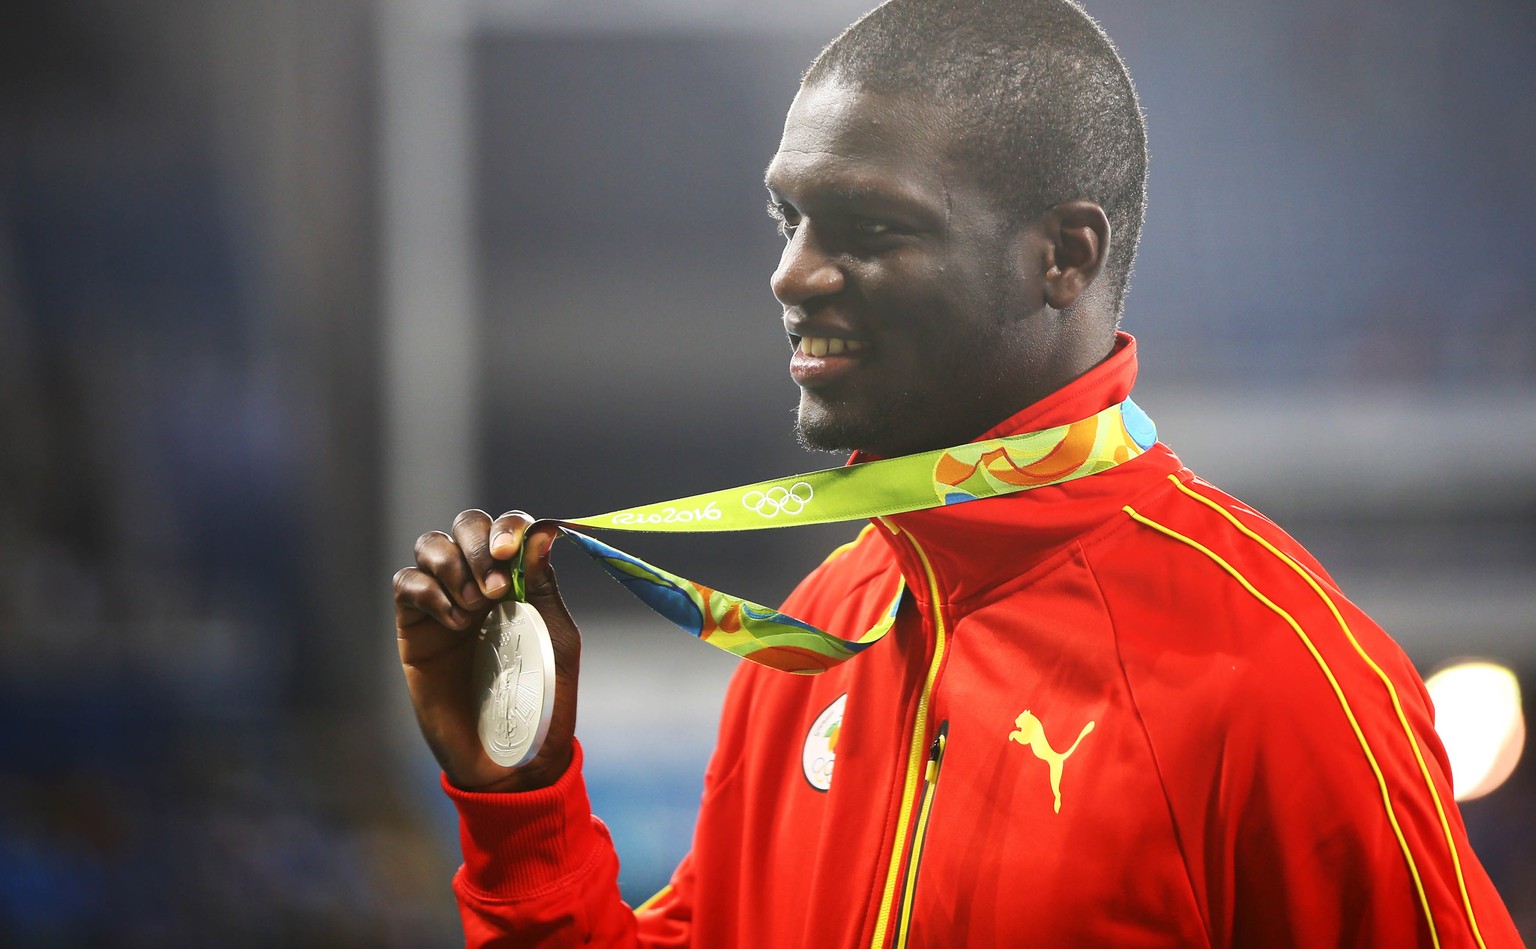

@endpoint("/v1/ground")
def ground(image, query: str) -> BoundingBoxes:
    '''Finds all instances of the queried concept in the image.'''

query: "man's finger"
[413,530,483,617]
[393,564,473,631]
[483,511,536,595]
[450,509,503,600]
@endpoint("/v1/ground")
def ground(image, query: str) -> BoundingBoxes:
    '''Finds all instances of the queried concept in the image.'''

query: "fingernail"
[485,573,507,595]
[490,532,514,554]
[461,582,484,605]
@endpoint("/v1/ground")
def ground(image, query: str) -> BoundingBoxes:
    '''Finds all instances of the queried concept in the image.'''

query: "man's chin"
[794,424,856,454]
[794,401,887,455]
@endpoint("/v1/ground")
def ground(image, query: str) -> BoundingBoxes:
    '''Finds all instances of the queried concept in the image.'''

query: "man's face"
[765,81,1050,457]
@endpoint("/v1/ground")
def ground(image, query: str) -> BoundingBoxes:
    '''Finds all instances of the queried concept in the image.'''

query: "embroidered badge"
[802,693,847,791]
[1008,710,1095,813]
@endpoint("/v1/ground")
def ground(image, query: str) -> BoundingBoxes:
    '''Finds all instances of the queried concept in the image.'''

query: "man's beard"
[793,386,913,455]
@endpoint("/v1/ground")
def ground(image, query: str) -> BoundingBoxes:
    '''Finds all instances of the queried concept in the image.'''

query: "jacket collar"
[861,332,1181,608]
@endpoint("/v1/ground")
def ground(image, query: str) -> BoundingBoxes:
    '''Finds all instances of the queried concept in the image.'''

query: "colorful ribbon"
[516,399,1156,674]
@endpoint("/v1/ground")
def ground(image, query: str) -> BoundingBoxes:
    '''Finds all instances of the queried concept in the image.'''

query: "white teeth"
[799,336,867,357]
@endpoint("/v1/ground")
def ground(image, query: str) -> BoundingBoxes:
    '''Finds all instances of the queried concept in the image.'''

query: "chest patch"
[802,693,847,792]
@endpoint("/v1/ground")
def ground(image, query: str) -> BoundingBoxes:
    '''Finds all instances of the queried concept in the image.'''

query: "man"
[393,0,1522,945]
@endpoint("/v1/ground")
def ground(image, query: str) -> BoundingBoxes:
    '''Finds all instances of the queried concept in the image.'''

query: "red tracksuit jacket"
[445,336,1522,947]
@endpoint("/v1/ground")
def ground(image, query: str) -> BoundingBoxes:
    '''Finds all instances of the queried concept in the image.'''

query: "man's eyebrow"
[763,170,940,221]
[827,184,939,216]
[833,185,901,203]
[765,181,924,208]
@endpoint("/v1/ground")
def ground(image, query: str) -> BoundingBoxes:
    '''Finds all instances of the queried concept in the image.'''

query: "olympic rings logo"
[742,481,814,518]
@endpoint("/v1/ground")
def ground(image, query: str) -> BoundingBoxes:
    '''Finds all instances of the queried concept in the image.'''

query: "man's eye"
[854,219,892,237]
[767,202,799,238]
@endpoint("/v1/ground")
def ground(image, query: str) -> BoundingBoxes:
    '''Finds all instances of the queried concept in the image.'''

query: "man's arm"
[445,741,645,947]
[1218,628,1523,948]
[394,509,691,946]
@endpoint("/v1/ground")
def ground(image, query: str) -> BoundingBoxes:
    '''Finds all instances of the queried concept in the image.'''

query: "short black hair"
[805,0,1148,318]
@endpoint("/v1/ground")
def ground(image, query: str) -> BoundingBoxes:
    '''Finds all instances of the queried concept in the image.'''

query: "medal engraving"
[473,600,556,767]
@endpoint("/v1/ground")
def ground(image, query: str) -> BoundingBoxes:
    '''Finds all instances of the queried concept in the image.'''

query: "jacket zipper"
[870,524,949,949]
[895,722,949,948]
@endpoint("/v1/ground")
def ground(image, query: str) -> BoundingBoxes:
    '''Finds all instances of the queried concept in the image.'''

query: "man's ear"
[1040,201,1111,311]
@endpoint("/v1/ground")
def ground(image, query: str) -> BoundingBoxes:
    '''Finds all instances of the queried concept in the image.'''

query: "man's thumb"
[520,522,565,604]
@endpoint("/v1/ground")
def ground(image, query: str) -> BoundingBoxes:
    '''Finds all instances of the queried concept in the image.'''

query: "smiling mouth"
[788,334,870,388]
[790,335,870,357]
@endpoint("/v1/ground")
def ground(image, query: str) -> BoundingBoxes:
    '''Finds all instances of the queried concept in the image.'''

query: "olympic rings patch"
[742,481,815,518]
[802,693,846,792]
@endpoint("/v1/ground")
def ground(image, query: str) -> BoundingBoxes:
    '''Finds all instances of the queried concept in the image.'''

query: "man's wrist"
[448,739,575,794]
[445,739,600,897]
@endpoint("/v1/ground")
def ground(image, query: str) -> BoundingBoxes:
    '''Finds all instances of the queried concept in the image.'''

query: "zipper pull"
[923,732,947,783]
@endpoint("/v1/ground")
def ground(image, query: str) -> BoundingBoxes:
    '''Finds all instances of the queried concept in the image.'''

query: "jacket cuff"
[442,739,601,897]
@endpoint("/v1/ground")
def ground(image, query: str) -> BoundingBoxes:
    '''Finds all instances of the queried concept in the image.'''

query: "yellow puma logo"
[1008,710,1095,813]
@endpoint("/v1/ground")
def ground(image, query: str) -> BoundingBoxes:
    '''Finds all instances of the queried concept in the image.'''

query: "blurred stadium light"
[1426,661,1525,802]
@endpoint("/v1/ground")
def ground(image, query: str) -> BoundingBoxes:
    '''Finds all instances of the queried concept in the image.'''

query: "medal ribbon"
[514,399,1156,674]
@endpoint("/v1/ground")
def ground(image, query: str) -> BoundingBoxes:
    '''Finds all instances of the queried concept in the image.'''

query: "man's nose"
[771,227,844,307]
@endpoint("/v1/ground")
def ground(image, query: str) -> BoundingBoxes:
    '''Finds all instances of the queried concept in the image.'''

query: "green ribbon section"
[520,398,1155,674]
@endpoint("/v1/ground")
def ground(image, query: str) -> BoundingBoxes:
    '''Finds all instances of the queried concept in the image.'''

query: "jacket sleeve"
[1217,617,1524,948]
[444,739,695,948]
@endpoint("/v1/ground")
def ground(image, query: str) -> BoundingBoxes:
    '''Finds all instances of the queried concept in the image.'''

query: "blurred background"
[1,0,1532,944]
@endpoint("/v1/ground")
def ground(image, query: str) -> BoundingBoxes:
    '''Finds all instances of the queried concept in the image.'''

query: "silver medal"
[473,599,556,768]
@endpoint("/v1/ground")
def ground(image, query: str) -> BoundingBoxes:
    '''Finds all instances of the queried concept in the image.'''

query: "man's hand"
[393,510,580,793]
